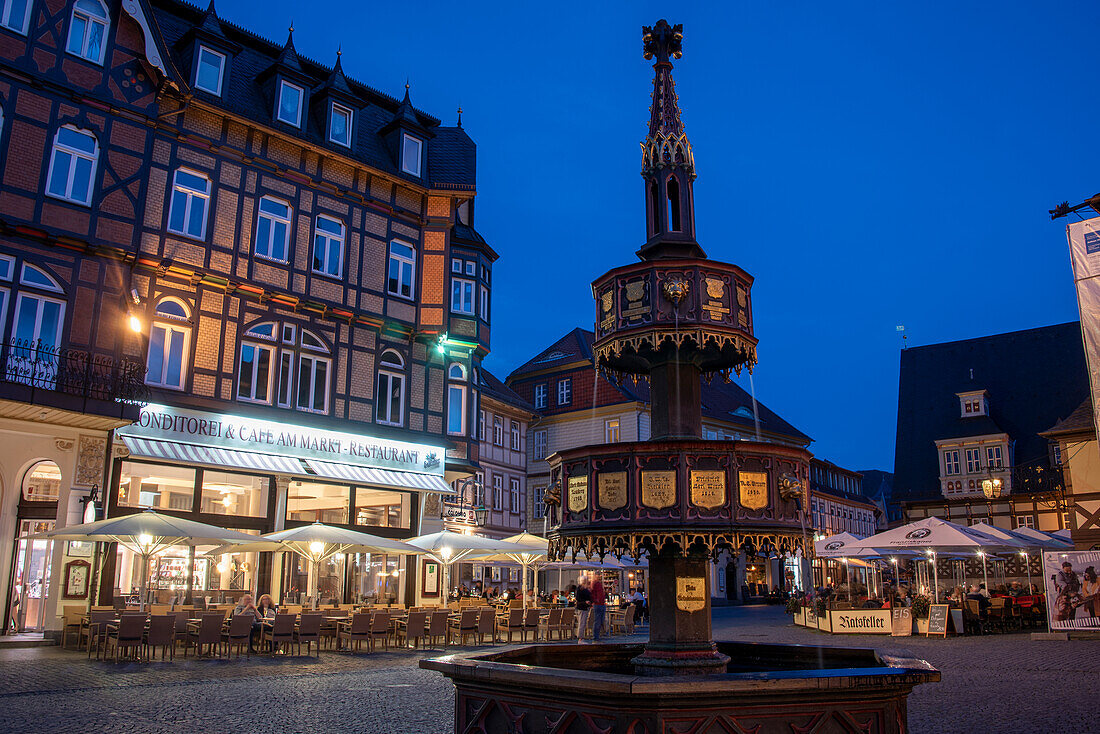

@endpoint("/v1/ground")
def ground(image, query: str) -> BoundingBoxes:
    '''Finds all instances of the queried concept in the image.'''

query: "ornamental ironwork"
[0,338,147,404]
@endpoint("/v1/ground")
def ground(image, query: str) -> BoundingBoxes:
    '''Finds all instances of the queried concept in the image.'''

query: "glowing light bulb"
[129,315,142,333]
[138,534,153,550]
[309,541,325,556]
[440,546,453,560]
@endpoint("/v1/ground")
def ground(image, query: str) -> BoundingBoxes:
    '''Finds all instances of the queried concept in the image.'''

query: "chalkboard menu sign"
[926,604,949,637]
[891,606,913,637]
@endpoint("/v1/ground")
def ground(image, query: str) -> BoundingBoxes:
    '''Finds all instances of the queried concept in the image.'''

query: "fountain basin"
[421,641,939,734]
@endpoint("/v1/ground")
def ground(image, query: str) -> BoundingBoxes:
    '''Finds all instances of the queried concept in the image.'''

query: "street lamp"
[981,467,1004,500]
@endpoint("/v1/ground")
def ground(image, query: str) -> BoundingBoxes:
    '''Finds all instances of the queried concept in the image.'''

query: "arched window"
[9,262,65,389]
[296,329,330,413]
[22,460,61,502]
[666,177,681,232]
[237,322,276,404]
[66,0,109,65]
[447,362,467,436]
[147,298,191,390]
[46,126,98,206]
[375,349,405,426]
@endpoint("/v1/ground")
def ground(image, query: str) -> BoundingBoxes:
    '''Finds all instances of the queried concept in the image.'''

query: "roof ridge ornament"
[641,19,693,179]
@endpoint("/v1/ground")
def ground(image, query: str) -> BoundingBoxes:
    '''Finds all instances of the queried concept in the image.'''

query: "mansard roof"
[148,0,475,190]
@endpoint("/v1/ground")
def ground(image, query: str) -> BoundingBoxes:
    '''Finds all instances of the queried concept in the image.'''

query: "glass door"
[9,519,54,632]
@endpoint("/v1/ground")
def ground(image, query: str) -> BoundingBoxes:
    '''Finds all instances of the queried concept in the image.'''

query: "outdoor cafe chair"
[427,610,450,648]
[988,598,1007,633]
[610,603,635,635]
[186,613,225,657]
[223,614,254,658]
[522,607,540,642]
[477,608,495,645]
[497,608,525,644]
[539,608,563,641]
[559,607,576,640]
[449,609,479,646]
[338,612,372,653]
[296,613,323,657]
[263,613,296,655]
[105,614,145,663]
[397,610,428,648]
[368,611,392,652]
[145,614,176,661]
[59,605,83,649]
[85,610,117,659]
[963,600,983,636]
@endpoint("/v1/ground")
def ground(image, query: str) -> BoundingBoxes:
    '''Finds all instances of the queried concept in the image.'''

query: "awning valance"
[120,436,304,475]
[304,459,454,495]
[120,436,454,495]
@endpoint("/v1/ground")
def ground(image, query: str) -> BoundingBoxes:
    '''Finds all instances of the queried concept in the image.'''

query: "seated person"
[965,585,990,618]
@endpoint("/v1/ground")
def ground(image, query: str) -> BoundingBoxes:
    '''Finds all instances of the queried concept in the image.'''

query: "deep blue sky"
[219,0,1097,472]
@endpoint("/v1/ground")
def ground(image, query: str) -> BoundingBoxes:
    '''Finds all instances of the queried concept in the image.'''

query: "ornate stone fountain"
[423,20,938,733]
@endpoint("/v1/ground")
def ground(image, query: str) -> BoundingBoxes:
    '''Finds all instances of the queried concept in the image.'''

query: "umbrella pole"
[310,558,320,610]
[931,556,939,601]
[140,552,150,611]
[981,555,988,593]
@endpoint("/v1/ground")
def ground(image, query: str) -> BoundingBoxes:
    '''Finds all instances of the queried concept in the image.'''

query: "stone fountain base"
[421,641,939,734]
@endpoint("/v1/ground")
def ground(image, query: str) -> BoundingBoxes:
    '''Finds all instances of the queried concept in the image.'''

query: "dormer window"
[276,81,304,127]
[958,390,988,417]
[401,133,422,176]
[195,46,226,95]
[329,103,352,147]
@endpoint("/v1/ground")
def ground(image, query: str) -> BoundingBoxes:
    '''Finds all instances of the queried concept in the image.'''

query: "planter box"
[792,608,806,626]
[915,617,929,635]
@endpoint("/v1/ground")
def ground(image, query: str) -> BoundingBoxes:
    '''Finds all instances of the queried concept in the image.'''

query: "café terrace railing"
[0,338,148,406]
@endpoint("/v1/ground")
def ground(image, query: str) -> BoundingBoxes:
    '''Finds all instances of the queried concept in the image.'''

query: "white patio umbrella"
[1013,526,1073,549]
[468,532,548,607]
[208,522,418,609]
[23,510,264,610]
[405,531,532,601]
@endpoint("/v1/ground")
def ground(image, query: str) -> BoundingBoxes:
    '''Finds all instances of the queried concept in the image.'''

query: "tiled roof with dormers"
[149,0,475,189]
[480,368,536,415]
[894,322,1088,503]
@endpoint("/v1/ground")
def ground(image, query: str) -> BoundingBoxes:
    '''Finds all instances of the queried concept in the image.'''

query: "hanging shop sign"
[119,404,445,476]
[739,471,768,510]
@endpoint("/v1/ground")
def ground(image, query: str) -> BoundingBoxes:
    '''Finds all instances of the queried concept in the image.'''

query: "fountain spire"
[638,20,705,261]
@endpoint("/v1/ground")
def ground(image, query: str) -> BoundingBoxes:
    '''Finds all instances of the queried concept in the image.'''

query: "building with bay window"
[0,0,493,637]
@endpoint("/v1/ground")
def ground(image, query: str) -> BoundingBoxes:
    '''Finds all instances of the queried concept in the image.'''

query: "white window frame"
[451,277,474,315]
[479,285,490,323]
[943,450,960,476]
[533,486,546,519]
[447,363,467,437]
[312,215,345,278]
[986,446,1003,469]
[492,474,503,510]
[510,421,520,451]
[965,448,981,474]
[296,352,330,414]
[387,240,415,299]
[46,126,98,206]
[1014,514,1035,529]
[329,102,353,147]
[478,409,486,442]
[236,341,275,404]
[167,168,211,240]
[1,0,33,34]
[66,0,108,65]
[533,429,547,460]
[276,80,304,127]
[557,378,571,406]
[534,384,547,410]
[509,478,520,513]
[376,351,405,427]
[492,416,503,447]
[401,133,421,176]
[194,45,226,95]
[8,291,65,388]
[276,348,294,408]
[605,418,620,443]
[254,196,291,263]
[145,298,191,390]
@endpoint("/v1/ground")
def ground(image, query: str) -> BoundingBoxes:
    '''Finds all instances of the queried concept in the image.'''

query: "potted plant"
[814,597,827,618]
[785,596,801,615]
[911,595,931,634]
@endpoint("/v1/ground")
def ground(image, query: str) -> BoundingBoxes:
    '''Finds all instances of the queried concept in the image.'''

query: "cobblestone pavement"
[0,607,1095,733]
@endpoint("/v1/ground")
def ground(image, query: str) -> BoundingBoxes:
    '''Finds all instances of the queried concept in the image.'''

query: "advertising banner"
[1066,219,1100,444]
[1043,550,1100,631]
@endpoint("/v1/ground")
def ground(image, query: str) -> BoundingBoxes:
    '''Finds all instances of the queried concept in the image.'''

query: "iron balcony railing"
[0,338,148,405]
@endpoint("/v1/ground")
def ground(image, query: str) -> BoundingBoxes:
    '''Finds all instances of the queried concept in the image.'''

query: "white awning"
[120,436,305,475]
[304,459,453,494]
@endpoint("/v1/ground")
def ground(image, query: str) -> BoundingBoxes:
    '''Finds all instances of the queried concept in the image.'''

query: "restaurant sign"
[829,608,891,634]
[118,404,446,476]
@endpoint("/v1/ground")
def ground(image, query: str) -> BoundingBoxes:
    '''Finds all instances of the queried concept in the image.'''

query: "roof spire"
[637,20,703,261]
[457,106,463,128]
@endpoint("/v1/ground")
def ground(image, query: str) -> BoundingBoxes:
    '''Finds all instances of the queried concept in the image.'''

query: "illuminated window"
[46,126,98,205]
[146,299,191,390]
[66,0,108,65]
[254,196,291,262]
[21,460,61,502]
[167,168,211,240]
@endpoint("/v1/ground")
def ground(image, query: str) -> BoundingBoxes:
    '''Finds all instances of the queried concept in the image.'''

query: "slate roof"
[149,0,476,190]
[507,328,810,445]
[893,322,1088,503]
[479,369,535,414]
[1043,397,1094,437]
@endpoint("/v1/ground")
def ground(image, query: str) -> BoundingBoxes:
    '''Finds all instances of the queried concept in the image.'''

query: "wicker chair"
[186,613,225,657]
[477,608,496,645]
[496,608,525,643]
[85,610,117,660]
[222,614,254,658]
[539,608,563,641]
[522,607,540,642]
[449,609,479,646]
[427,610,450,648]
[105,614,146,663]
[368,611,391,652]
[397,611,428,648]
[297,613,323,657]
[262,613,296,654]
[558,608,576,640]
[338,612,372,652]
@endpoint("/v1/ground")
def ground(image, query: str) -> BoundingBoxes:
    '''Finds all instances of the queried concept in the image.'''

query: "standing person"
[574,575,593,642]
[591,574,607,642]
[1082,567,1100,617]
